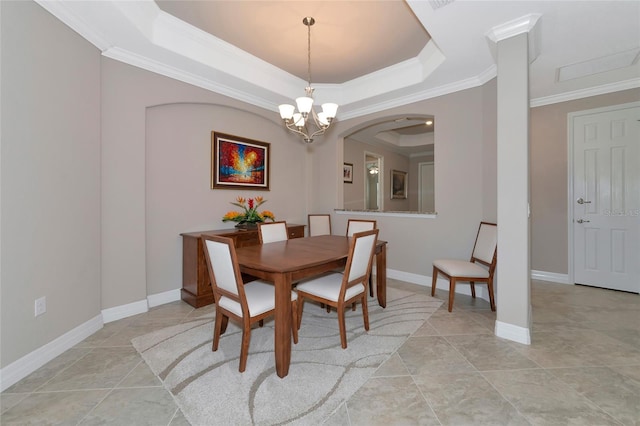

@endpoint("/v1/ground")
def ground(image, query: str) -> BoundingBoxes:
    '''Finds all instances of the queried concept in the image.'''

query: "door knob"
[576,219,590,224]
[577,197,591,204]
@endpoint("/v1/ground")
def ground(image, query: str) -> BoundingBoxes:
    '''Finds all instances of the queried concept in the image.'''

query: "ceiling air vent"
[429,0,455,11]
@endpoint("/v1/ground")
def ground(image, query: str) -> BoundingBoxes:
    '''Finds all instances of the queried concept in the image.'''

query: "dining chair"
[308,214,332,236]
[202,235,298,372]
[431,221,497,312]
[296,229,379,349]
[346,219,377,296]
[346,219,376,236]
[258,220,288,244]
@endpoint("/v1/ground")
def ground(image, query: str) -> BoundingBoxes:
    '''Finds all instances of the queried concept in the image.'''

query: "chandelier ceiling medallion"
[278,17,338,144]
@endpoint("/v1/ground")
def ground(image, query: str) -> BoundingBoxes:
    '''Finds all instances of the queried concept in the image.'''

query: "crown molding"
[486,13,542,64]
[486,13,541,43]
[340,65,497,120]
[102,47,278,111]
[530,78,640,108]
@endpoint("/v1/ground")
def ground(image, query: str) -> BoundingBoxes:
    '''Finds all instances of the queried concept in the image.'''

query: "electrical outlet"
[35,296,46,317]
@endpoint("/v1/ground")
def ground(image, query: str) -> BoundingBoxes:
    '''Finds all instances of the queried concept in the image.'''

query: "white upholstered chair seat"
[218,281,298,317]
[295,273,365,302]
[432,259,489,278]
[431,222,498,312]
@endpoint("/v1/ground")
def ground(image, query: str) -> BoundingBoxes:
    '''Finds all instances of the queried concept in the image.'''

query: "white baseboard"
[0,314,103,392]
[386,269,429,286]
[102,289,182,322]
[531,270,570,284]
[101,299,148,324]
[495,320,531,345]
[1,289,184,393]
[147,288,181,308]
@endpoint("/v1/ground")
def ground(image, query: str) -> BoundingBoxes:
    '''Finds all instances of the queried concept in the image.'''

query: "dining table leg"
[273,272,292,378]
[376,244,387,308]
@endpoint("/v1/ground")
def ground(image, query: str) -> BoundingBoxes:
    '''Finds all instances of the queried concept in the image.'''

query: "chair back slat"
[472,222,497,265]
[346,219,376,236]
[308,214,331,236]
[258,221,288,244]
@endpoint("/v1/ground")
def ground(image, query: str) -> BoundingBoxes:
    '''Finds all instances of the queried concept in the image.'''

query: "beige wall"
[530,88,640,274]
[1,1,102,366]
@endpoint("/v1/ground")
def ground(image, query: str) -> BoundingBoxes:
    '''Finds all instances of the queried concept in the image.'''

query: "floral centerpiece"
[222,196,275,228]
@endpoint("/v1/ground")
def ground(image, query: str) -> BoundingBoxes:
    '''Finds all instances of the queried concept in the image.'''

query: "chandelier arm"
[309,127,329,139]
[283,120,313,141]
[310,108,330,130]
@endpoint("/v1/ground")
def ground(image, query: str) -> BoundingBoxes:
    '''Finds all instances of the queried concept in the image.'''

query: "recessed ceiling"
[155,0,431,84]
[347,116,434,157]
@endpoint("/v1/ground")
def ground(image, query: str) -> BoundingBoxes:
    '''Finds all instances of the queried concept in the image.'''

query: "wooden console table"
[180,224,305,307]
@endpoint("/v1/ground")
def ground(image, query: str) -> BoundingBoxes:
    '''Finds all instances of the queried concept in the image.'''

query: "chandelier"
[278,17,338,144]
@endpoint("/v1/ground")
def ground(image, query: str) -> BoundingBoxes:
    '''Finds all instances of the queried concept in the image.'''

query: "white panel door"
[419,162,435,212]
[573,104,639,293]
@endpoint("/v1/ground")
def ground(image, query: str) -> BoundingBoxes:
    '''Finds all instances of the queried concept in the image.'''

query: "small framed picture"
[391,169,408,199]
[343,163,353,183]
[211,132,270,190]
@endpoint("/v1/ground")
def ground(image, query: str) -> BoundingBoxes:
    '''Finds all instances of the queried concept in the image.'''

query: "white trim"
[0,315,103,392]
[101,299,148,324]
[530,270,570,284]
[102,47,277,112]
[531,78,640,108]
[486,14,541,44]
[147,288,181,308]
[387,269,430,287]
[495,320,531,345]
[335,210,437,219]
[339,67,497,120]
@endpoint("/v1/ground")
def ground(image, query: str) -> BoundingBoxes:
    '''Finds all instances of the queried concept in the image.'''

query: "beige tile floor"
[2,279,639,425]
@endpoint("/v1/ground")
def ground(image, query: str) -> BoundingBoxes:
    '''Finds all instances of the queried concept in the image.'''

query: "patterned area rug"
[132,288,442,425]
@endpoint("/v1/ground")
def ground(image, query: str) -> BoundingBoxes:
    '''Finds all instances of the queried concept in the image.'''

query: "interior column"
[490,16,540,345]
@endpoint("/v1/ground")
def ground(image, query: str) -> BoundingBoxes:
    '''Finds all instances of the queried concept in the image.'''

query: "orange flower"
[260,210,275,221]
[222,211,243,221]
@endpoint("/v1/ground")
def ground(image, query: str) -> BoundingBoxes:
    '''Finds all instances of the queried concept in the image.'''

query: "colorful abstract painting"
[211,132,270,190]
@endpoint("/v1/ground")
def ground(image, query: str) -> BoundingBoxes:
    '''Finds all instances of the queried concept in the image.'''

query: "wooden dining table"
[234,234,387,378]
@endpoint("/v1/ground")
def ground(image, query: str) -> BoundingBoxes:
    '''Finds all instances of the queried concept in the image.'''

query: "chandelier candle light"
[278,17,338,144]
